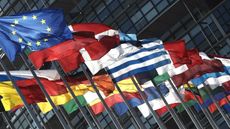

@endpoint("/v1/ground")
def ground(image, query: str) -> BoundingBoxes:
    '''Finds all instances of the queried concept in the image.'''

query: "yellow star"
[14,20,19,24]
[36,41,41,46]
[32,15,37,20]
[44,38,48,42]
[11,24,15,27]
[12,30,16,35]
[22,16,27,20]
[18,38,23,43]
[27,42,32,46]
[46,27,51,32]
[41,19,46,24]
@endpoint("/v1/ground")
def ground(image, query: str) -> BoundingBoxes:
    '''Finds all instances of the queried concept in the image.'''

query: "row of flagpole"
[182,0,230,127]
[0,0,229,129]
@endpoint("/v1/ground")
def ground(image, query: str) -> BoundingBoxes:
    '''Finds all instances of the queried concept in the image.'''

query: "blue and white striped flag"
[106,39,171,82]
[191,53,230,89]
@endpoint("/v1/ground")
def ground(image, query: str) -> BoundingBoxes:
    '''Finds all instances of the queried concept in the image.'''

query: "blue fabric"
[0,9,72,61]
[119,33,137,43]
[110,60,170,82]
[109,51,168,73]
[126,46,165,57]
[0,75,25,81]
[113,98,143,116]
[223,104,230,113]
[191,66,230,86]
[144,84,169,101]
[113,83,170,116]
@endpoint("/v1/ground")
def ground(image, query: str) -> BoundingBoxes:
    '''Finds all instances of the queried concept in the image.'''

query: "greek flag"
[106,39,171,82]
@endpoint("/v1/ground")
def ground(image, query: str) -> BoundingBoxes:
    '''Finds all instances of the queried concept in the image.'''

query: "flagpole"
[133,76,187,129]
[31,105,50,129]
[1,112,15,129]
[0,59,43,129]
[181,0,218,54]
[131,77,166,129]
[202,83,230,127]
[80,63,124,129]
[167,79,204,129]
[129,76,167,129]
[104,68,147,129]
[58,106,75,129]
[22,109,35,129]
[186,83,220,129]
[52,61,102,129]
[19,53,71,129]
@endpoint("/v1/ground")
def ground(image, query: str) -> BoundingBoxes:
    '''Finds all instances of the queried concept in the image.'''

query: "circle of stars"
[9,14,51,47]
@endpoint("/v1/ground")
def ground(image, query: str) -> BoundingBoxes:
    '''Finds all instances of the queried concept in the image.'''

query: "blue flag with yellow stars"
[0,9,73,61]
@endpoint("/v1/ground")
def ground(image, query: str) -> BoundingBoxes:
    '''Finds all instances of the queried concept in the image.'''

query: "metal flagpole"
[80,63,124,129]
[130,76,167,129]
[202,83,230,128]
[58,106,75,129]
[52,61,102,129]
[181,0,218,54]
[22,110,35,129]
[104,68,147,129]
[186,83,220,129]
[20,53,71,129]
[31,105,50,129]
[1,112,15,129]
[0,59,43,129]
[125,73,185,128]
[167,79,204,129]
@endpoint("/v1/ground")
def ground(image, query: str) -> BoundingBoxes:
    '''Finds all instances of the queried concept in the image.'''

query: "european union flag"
[0,9,73,61]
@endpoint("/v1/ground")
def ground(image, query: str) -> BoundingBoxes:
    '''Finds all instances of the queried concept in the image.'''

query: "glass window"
[120,19,133,32]
[182,34,191,42]
[145,9,157,21]
[135,18,147,31]
[156,0,168,12]
[108,0,119,12]
[131,11,142,23]
[193,33,205,45]
[95,3,105,14]
[141,1,153,14]
[14,1,23,12]
[98,9,110,21]
[190,26,200,37]
[197,41,209,51]
[219,45,230,55]
[152,0,161,5]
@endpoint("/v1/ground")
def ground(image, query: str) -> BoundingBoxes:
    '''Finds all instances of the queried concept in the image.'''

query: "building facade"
[0,0,229,129]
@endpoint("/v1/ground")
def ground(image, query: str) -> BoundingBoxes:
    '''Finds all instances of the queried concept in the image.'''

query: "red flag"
[19,86,46,103]
[172,59,224,87]
[16,78,67,96]
[163,40,191,67]
[223,81,230,91]
[70,23,118,36]
[29,24,120,72]
[186,49,203,68]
